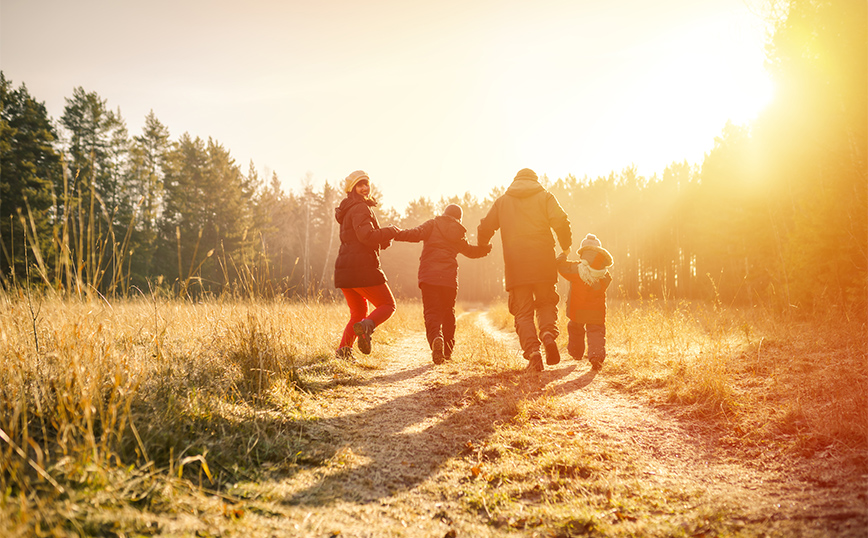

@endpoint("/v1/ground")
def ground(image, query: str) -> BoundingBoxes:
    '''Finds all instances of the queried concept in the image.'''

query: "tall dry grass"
[565,298,866,459]
[0,290,420,535]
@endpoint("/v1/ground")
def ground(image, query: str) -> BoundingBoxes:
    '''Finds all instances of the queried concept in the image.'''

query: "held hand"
[482,243,493,255]
[556,251,568,263]
[384,225,400,239]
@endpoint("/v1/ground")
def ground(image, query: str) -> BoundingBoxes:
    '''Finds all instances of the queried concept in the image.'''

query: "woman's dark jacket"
[395,215,489,289]
[334,193,397,289]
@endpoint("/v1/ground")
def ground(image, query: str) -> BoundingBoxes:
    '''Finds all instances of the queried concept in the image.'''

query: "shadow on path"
[283,360,596,506]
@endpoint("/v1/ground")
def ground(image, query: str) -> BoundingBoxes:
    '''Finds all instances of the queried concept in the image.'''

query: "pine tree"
[0,73,61,284]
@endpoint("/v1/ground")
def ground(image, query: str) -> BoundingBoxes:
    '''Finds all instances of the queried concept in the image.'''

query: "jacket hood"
[506,178,545,199]
[578,245,614,269]
[335,192,375,223]
[433,214,466,241]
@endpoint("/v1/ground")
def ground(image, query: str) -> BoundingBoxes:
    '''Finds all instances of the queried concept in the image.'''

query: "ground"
[168,311,866,538]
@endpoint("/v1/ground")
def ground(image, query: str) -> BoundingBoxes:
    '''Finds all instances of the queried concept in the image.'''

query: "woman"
[334,170,400,359]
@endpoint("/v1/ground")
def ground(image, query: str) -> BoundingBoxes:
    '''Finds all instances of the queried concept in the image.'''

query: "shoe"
[541,332,560,365]
[590,358,603,371]
[353,319,374,355]
[526,351,543,372]
[335,346,354,360]
[432,336,445,365]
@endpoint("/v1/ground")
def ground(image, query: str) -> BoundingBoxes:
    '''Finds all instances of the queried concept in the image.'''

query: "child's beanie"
[581,234,602,248]
[443,204,463,221]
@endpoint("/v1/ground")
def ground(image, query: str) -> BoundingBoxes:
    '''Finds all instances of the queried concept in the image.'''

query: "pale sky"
[0,0,773,211]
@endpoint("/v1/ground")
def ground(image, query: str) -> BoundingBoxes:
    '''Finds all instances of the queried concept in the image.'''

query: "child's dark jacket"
[396,215,489,288]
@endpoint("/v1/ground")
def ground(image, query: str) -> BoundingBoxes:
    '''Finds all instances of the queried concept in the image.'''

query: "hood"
[505,178,545,199]
[578,245,614,269]
[434,214,467,241]
[335,192,374,223]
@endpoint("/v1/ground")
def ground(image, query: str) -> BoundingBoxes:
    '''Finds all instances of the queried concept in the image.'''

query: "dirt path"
[251,312,867,537]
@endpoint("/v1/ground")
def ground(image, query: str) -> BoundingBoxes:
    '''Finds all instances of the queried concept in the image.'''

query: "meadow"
[1,291,866,536]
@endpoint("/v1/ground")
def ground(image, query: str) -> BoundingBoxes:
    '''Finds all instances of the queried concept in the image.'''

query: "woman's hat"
[345,170,370,193]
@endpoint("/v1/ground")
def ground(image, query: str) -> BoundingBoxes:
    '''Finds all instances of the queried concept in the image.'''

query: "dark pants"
[507,282,560,360]
[420,283,458,357]
[567,320,606,362]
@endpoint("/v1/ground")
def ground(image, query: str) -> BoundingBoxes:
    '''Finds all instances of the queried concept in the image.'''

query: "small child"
[557,233,614,370]
[395,204,491,364]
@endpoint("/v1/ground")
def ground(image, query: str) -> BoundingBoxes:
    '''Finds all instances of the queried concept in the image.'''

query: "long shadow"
[546,364,599,394]
[362,364,432,386]
[282,362,582,506]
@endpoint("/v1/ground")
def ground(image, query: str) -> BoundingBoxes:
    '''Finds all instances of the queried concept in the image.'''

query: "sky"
[0,0,774,212]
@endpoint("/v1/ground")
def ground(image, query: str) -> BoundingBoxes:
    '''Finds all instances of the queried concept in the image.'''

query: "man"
[478,168,572,371]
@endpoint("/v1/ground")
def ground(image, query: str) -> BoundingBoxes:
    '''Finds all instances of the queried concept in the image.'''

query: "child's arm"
[458,240,492,259]
[394,220,433,243]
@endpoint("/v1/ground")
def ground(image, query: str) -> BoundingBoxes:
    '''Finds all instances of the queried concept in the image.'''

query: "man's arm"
[477,201,500,246]
[547,193,572,252]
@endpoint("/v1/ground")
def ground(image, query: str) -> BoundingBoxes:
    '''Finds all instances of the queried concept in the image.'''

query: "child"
[395,204,491,364]
[557,233,614,370]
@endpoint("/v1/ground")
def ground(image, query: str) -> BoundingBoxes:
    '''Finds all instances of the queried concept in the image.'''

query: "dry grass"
[1,291,865,537]
[435,297,866,460]
[548,298,868,460]
[0,290,421,536]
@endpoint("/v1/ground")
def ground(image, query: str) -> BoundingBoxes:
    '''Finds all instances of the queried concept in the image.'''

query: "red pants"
[338,284,396,349]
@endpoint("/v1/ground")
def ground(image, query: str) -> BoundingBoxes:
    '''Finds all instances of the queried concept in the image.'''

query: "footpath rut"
[264,312,867,537]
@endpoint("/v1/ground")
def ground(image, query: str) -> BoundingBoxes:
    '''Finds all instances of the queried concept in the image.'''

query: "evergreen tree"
[0,73,61,284]
[128,111,170,283]
[59,87,131,292]
[160,134,252,293]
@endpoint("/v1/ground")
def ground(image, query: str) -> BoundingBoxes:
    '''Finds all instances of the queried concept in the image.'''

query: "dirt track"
[245,312,867,537]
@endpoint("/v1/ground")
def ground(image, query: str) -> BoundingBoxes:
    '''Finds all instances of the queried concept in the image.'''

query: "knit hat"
[514,168,538,181]
[581,234,602,249]
[443,204,463,221]
[577,234,613,270]
[344,170,370,193]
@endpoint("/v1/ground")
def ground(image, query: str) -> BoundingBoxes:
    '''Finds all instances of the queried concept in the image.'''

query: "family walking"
[333,168,614,371]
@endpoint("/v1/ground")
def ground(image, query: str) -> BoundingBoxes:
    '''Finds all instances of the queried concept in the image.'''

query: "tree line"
[1,0,865,315]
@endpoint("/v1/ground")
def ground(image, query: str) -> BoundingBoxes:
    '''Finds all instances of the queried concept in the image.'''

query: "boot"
[541,331,560,365]
[432,336,445,365]
[353,319,375,355]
